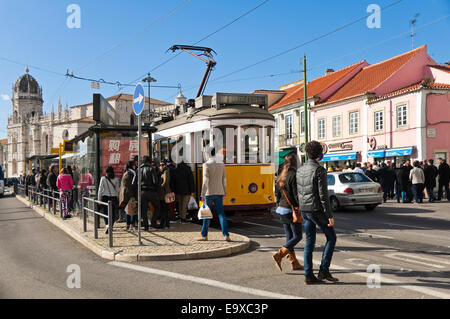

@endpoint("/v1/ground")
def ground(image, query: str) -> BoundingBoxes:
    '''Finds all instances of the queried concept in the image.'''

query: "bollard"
[82,197,87,232]
[108,200,113,248]
[94,213,98,239]
[52,191,56,215]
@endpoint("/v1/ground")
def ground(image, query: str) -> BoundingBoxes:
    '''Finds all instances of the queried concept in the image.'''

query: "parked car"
[327,172,383,212]
[5,178,19,187]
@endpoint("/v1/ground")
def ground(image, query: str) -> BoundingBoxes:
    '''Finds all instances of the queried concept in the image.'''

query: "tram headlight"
[248,183,258,193]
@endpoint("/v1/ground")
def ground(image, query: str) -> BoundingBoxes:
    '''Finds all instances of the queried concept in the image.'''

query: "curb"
[16,195,251,262]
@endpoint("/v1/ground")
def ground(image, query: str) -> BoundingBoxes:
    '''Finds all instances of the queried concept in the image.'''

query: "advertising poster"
[101,138,148,178]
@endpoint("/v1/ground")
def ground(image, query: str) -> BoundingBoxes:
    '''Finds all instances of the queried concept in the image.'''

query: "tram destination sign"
[212,93,268,109]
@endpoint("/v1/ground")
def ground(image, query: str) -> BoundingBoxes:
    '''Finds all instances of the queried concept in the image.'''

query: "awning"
[321,152,357,162]
[385,147,413,157]
[367,150,386,158]
[276,149,296,165]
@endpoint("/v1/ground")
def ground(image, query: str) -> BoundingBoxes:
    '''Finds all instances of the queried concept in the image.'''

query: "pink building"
[309,45,450,165]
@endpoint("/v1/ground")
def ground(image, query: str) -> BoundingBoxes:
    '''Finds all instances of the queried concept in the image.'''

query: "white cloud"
[1,94,10,101]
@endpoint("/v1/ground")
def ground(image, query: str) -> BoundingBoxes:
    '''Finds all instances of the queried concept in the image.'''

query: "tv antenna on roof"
[410,13,420,50]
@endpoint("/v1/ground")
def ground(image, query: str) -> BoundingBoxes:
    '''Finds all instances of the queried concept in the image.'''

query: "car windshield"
[338,173,372,183]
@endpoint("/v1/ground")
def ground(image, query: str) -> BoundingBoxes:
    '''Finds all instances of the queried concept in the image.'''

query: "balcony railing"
[278,133,301,148]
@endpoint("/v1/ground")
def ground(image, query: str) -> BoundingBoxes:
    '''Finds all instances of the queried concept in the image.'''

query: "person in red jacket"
[57,167,74,219]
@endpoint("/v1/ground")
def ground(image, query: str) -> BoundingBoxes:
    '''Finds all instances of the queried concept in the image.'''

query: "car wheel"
[330,196,340,212]
[365,204,377,211]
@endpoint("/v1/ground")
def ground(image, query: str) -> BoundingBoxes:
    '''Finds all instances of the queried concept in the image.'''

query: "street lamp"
[142,73,157,120]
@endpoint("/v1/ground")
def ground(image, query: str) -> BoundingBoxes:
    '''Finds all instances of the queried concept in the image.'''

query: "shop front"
[367,146,414,164]
[320,151,359,169]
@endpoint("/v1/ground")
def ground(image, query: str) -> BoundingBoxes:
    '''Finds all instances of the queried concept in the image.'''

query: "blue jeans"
[302,211,337,278]
[426,186,436,201]
[412,184,424,203]
[201,195,229,237]
[283,222,302,251]
[126,213,136,225]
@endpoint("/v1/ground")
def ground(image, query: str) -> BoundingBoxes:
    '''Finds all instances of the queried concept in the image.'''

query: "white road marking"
[259,248,450,299]
[335,216,430,230]
[385,253,450,269]
[108,261,303,299]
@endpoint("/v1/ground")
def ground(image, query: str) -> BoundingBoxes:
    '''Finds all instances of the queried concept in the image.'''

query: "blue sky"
[1,0,449,138]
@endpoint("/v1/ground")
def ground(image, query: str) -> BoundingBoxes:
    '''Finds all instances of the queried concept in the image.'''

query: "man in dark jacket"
[424,159,438,202]
[377,163,395,203]
[173,161,196,222]
[47,165,59,210]
[437,158,450,201]
[136,156,162,230]
[365,164,379,183]
[297,141,337,285]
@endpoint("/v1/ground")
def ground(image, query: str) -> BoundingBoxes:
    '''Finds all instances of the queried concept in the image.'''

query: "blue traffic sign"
[133,83,145,116]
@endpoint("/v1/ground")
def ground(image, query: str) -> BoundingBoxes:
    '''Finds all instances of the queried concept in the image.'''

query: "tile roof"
[429,64,450,73]
[0,138,7,146]
[269,60,367,111]
[368,80,450,103]
[324,45,426,104]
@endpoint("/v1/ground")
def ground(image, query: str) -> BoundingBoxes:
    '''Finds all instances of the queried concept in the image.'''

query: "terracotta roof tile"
[0,138,7,146]
[368,81,450,103]
[269,60,366,111]
[429,64,450,73]
[324,45,426,104]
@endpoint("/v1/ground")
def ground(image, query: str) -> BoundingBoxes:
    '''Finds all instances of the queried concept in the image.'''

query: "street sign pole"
[133,83,145,246]
[138,114,142,245]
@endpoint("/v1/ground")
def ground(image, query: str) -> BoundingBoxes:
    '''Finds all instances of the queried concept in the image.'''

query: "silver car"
[327,172,383,212]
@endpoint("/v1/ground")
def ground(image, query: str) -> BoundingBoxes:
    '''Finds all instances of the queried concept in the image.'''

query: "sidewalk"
[15,195,251,262]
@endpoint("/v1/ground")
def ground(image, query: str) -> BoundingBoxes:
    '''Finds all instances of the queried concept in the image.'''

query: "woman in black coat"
[273,153,303,272]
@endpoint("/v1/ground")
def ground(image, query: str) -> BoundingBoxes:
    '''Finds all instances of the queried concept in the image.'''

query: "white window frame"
[349,111,359,135]
[332,115,341,138]
[396,104,408,128]
[374,110,384,132]
[285,114,293,138]
[318,118,326,140]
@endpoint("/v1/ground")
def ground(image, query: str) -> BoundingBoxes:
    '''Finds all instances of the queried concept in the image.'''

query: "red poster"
[101,138,148,178]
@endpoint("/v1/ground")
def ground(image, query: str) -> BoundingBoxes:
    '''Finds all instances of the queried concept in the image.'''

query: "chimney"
[326,68,335,75]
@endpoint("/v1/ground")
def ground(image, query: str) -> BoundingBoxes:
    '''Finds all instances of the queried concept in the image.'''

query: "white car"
[327,172,383,212]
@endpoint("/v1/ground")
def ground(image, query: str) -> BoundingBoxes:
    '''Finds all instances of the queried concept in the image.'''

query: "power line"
[125,0,270,86]
[163,12,449,100]
[76,0,193,73]
[0,57,66,77]
[210,0,403,83]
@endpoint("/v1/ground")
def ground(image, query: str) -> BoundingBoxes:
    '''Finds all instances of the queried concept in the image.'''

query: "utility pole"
[303,55,308,163]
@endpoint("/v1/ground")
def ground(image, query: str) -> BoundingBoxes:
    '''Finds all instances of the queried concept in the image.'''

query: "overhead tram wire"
[209,0,404,83]
[75,0,193,73]
[162,12,449,100]
[124,0,271,87]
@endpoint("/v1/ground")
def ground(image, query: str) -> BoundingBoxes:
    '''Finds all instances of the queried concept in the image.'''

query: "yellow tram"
[152,92,276,221]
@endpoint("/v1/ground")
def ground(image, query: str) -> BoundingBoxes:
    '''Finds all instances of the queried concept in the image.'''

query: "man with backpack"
[136,156,162,230]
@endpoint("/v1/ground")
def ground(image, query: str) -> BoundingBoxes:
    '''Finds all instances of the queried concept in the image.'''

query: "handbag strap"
[281,188,296,210]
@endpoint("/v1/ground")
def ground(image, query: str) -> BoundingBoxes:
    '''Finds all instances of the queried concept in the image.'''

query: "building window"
[396,104,407,127]
[332,115,341,138]
[62,130,69,140]
[285,114,293,138]
[349,111,359,135]
[318,118,326,140]
[12,138,17,153]
[300,111,305,133]
[374,110,384,131]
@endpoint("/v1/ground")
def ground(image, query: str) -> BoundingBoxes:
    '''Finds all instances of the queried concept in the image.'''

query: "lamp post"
[142,73,157,121]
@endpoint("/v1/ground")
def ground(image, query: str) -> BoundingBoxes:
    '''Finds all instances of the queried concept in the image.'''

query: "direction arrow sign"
[133,83,145,116]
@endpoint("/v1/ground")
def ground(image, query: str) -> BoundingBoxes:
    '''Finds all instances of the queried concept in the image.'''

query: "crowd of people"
[18,155,203,235]
[275,142,450,285]
[326,158,450,203]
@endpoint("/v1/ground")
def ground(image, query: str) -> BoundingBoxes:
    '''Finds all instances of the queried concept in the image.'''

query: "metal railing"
[15,184,115,248]
[82,197,114,248]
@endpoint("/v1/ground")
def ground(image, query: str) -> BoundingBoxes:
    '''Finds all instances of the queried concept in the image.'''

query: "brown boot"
[287,250,304,270]
[272,247,290,271]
